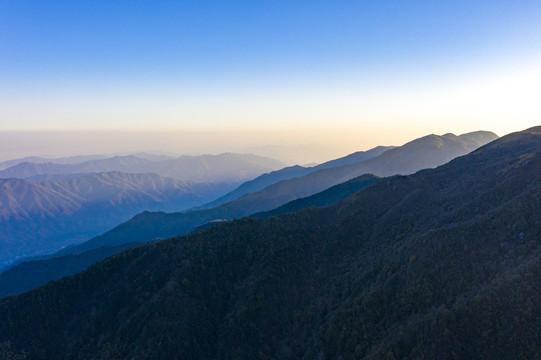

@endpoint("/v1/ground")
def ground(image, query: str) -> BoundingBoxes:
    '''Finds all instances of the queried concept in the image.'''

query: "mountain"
[341,131,499,176]
[0,154,111,170]
[0,131,494,292]
[0,156,148,179]
[0,174,381,297]
[252,174,382,218]
[0,127,538,359]
[52,130,497,257]
[0,171,235,268]
[220,131,498,209]
[1,130,497,286]
[197,165,311,209]
[201,145,394,209]
[0,178,81,221]
[0,153,285,183]
[0,243,140,297]
[311,145,395,170]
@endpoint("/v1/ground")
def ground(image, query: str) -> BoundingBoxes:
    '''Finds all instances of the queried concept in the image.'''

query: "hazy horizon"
[1,1,540,163]
[0,127,504,165]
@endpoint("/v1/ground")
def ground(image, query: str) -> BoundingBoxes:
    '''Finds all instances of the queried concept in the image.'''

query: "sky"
[1,0,541,160]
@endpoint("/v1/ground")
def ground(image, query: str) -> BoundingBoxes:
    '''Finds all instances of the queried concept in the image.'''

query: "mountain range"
[0,153,284,183]
[0,172,234,268]
[199,145,394,209]
[0,152,286,268]
[0,154,111,171]
[59,130,497,255]
[0,174,382,297]
[0,130,497,296]
[0,127,538,359]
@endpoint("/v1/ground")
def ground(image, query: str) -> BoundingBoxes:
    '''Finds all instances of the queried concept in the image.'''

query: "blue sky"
[1,0,541,154]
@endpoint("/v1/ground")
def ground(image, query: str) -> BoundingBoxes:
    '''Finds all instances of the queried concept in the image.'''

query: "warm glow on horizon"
[1,1,540,160]
[2,55,539,140]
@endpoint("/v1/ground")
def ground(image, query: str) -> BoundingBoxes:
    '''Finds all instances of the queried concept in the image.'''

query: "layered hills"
[0,154,110,171]
[0,172,234,268]
[0,153,284,183]
[251,174,383,218]
[63,130,497,255]
[0,152,285,268]
[199,145,394,209]
[0,130,497,295]
[0,174,382,296]
[0,127,538,359]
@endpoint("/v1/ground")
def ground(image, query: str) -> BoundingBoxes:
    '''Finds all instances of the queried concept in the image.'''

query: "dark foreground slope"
[0,127,539,360]
[0,243,140,297]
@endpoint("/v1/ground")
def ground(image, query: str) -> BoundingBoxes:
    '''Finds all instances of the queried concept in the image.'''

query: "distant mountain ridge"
[231,131,498,207]
[0,171,236,268]
[0,153,285,183]
[199,145,393,209]
[0,154,111,170]
[0,178,81,221]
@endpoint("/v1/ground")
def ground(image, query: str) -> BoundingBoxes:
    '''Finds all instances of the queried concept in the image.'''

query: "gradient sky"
[1,1,541,157]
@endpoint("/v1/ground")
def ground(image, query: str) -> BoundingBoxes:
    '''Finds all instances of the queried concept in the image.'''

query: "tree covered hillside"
[0,127,539,359]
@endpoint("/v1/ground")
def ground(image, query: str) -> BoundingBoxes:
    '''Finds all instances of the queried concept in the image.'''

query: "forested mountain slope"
[252,174,382,218]
[0,126,538,359]
[0,174,381,297]
[61,130,496,255]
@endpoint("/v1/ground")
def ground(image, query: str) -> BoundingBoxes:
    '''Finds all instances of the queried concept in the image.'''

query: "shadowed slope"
[0,127,538,359]
[252,173,382,218]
